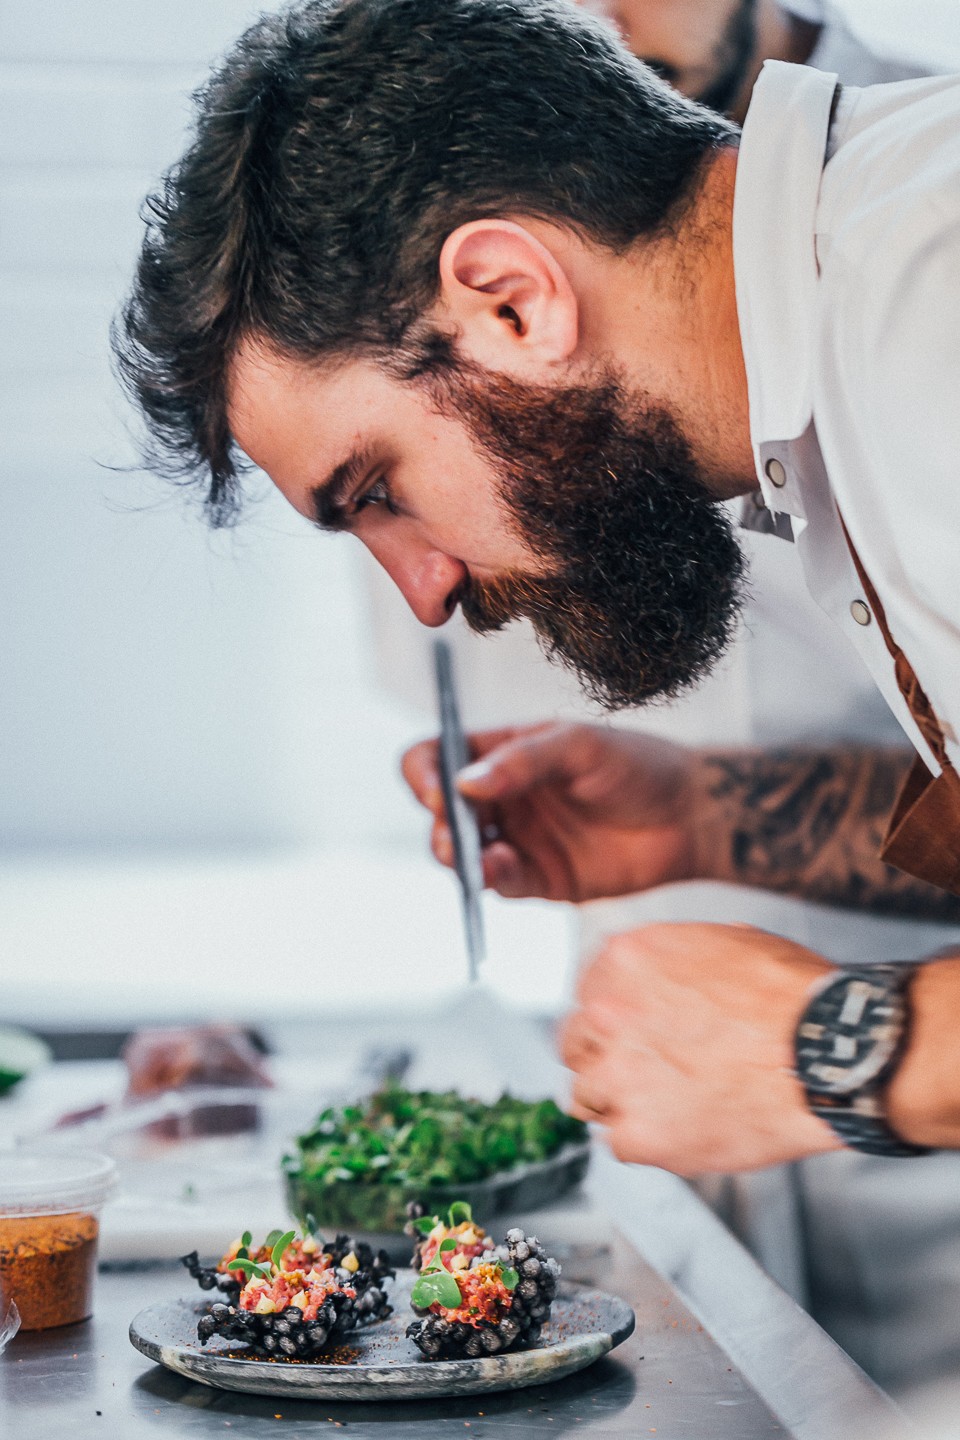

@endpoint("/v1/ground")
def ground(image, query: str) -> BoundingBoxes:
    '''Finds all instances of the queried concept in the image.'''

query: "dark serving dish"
[284,1139,591,1239]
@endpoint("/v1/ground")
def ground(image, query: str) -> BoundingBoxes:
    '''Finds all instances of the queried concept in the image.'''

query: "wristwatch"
[794,964,932,1157]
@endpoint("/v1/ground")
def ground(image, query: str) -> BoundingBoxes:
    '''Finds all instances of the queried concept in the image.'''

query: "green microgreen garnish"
[447,1201,473,1227]
[241,1230,252,1250]
[410,1265,463,1311]
[285,1086,587,1192]
[412,1215,441,1236]
[500,1266,519,1291]
[230,1256,271,1282]
[263,1229,285,1251]
[271,1230,297,1270]
[438,1237,457,1254]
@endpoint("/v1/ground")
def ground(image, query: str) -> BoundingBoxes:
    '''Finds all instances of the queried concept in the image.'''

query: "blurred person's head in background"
[576,0,821,120]
[115,0,751,712]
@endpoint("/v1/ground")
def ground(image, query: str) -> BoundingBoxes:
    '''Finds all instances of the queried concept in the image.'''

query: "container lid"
[0,1147,118,1217]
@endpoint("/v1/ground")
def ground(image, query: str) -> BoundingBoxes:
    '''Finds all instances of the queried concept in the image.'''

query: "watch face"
[795,971,909,1096]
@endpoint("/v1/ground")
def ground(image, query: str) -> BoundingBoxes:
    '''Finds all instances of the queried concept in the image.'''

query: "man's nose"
[369,540,468,627]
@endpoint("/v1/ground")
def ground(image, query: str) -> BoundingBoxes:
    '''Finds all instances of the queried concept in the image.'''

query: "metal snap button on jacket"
[765,457,787,488]
[850,599,872,626]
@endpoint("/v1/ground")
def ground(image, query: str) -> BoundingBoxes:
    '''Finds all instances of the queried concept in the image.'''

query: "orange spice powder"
[0,1211,99,1330]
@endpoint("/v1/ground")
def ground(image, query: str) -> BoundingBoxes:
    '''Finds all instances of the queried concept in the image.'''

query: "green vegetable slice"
[412,1215,440,1236]
[410,1266,463,1311]
[230,1257,271,1281]
[271,1231,297,1270]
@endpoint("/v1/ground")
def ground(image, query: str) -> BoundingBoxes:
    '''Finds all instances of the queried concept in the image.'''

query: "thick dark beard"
[430,364,746,712]
[698,0,758,115]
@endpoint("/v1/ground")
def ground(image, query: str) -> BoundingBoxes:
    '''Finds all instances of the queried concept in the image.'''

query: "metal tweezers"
[433,638,486,984]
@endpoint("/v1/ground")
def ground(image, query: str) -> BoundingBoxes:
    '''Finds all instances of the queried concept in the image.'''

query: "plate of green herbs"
[282,1085,589,1238]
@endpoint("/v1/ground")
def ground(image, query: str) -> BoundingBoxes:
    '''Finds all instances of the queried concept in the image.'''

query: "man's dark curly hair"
[114,0,735,524]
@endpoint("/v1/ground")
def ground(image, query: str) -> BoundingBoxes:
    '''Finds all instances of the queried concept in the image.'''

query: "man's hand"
[404,723,960,921]
[401,722,696,903]
[560,922,842,1174]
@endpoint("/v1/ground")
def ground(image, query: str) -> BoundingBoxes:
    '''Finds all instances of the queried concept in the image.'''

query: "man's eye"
[353,478,398,516]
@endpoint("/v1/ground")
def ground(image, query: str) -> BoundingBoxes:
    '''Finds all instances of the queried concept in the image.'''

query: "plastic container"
[0,1148,117,1330]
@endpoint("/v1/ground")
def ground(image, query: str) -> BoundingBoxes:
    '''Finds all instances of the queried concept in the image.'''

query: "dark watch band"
[795,964,933,1158]
[807,1094,930,1158]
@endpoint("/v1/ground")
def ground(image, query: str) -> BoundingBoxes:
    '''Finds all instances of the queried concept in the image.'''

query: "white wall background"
[0,0,429,855]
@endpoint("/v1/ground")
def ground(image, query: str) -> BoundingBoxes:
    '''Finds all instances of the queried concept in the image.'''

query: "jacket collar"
[732,61,839,515]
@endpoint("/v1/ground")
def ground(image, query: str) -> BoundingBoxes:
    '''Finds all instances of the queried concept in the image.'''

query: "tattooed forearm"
[691,748,960,921]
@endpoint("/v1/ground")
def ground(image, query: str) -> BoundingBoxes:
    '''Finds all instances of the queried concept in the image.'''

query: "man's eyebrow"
[309,448,373,531]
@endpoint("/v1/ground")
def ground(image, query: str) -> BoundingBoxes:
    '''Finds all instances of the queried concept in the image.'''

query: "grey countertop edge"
[587,1150,910,1440]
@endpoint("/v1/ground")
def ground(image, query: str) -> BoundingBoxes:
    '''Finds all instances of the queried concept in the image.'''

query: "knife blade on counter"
[433,638,486,984]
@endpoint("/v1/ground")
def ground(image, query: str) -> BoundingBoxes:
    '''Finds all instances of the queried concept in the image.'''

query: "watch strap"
[808,1092,931,1158]
[797,964,933,1158]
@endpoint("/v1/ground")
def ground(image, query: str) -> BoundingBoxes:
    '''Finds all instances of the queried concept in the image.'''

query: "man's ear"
[436,219,579,373]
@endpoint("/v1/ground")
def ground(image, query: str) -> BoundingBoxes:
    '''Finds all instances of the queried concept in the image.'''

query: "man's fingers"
[559,1011,603,1069]
[481,840,531,897]
[457,724,595,802]
[402,727,532,810]
[431,818,455,869]
[429,827,541,898]
[404,721,579,810]
[559,1007,619,1069]
[401,738,444,813]
[569,1072,616,1124]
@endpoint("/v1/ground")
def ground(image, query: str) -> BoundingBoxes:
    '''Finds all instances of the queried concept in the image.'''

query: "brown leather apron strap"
[841,519,960,897]
[883,755,960,895]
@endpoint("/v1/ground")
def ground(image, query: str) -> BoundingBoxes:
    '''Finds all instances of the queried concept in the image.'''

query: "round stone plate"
[129,1271,635,1401]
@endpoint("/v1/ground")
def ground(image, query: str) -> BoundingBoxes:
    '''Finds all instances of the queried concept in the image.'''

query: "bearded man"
[388,0,960,1394]
[117,0,960,1203]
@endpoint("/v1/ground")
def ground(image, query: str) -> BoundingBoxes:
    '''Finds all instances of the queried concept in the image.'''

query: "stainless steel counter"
[1,1221,904,1440]
[2,1032,910,1440]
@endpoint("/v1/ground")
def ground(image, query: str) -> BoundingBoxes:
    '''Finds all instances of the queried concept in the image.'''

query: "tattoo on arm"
[694,748,960,922]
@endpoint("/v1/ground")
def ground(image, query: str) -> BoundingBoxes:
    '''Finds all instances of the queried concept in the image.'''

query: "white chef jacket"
[734,62,960,777]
